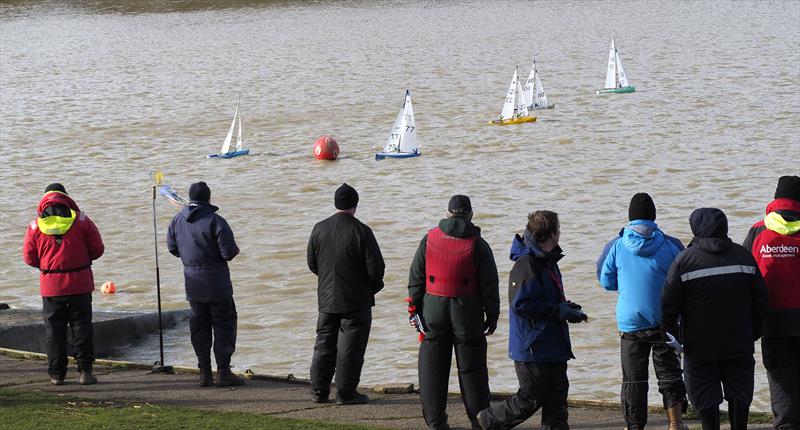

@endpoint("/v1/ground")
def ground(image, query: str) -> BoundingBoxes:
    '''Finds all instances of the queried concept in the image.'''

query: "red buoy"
[313,135,339,160]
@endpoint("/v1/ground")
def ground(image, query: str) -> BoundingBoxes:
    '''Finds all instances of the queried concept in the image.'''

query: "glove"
[483,317,498,336]
[554,303,588,323]
[565,300,582,311]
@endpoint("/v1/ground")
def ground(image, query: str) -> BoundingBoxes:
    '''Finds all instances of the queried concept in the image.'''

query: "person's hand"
[665,332,683,353]
[554,303,588,323]
[565,300,582,310]
[483,318,498,335]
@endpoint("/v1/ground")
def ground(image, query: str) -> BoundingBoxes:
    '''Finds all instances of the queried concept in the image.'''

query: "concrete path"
[0,351,771,429]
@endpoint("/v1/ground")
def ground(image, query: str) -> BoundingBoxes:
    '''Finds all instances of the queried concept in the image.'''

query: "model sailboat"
[491,67,537,125]
[597,38,635,94]
[375,90,420,160]
[207,97,250,159]
[522,58,555,110]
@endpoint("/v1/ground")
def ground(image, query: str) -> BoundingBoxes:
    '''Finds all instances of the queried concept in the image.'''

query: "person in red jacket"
[22,183,104,386]
[743,175,800,430]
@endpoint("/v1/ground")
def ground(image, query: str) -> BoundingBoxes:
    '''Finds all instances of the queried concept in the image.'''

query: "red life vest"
[425,227,479,297]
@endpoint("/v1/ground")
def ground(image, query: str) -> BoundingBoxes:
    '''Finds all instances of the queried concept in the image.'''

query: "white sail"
[234,111,243,151]
[533,71,549,107]
[398,91,417,153]
[515,75,529,118]
[500,69,519,120]
[615,50,630,88]
[604,38,617,89]
[383,90,417,154]
[522,59,537,107]
[219,102,238,155]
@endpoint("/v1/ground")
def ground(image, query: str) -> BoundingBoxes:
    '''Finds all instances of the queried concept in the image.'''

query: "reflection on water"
[1,0,798,412]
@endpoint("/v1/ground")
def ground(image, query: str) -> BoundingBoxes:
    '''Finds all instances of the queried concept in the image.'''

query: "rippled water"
[2,0,798,411]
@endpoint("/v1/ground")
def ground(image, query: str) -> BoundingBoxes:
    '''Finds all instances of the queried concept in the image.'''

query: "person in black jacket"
[167,182,244,387]
[408,195,499,430]
[307,183,385,405]
[661,208,768,430]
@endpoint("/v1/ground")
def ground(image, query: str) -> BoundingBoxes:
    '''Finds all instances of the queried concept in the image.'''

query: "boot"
[666,403,689,430]
[699,407,720,430]
[727,400,748,430]
[198,368,212,387]
[79,372,97,385]
[216,367,245,387]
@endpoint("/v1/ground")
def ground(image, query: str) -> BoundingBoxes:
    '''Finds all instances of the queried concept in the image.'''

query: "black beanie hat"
[189,182,211,203]
[448,195,472,215]
[628,193,656,221]
[334,183,359,210]
[44,183,67,195]
[774,175,800,201]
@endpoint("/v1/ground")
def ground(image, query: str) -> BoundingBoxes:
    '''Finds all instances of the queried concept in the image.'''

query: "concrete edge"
[0,347,772,418]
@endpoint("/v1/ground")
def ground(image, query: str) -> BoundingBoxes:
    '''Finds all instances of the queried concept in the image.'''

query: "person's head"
[447,194,473,221]
[335,183,359,213]
[774,175,800,201]
[527,210,560,250]
[44,183,67,195]
[628,192,656,221]
[689,207,728,239]
[189,181,211,203]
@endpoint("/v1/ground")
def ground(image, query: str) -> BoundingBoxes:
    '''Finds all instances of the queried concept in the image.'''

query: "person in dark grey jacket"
[661,208,768,430]
[307,183,385,405]
[167,181,244,387]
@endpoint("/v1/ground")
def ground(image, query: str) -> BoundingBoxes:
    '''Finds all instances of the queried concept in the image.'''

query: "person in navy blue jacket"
[596,193,687,430]
[167,181,244,387]
[478,210,587,430]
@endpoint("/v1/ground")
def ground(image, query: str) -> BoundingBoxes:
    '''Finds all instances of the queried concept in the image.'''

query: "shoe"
[311,391,330,403]
[666,403,689,430]
[79,372,97,385]
[216,368,245,387]
[50,377,64,386]
[476,409,490,430]
[198,369,212,387]
[336,393,369,405]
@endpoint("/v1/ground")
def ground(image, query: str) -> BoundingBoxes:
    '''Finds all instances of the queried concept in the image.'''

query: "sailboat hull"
[207,149,250,159]
[490,116,537,125]
[375,151,421,161]
[596,86,636,94]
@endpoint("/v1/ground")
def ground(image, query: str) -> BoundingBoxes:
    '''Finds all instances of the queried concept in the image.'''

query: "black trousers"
[189,298,238,370]
[310,307,371,400]
[42,293,94,379]
[762,336,800,430]
[482,361,569,430]
[684,354,755,413]
[419,295,490,428]
[620,329,687,429]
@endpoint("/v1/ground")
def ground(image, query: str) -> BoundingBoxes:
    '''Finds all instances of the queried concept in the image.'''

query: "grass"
[0,388,386,430]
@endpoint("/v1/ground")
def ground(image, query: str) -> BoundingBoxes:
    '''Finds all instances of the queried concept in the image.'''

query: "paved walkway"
[0,351,771,429]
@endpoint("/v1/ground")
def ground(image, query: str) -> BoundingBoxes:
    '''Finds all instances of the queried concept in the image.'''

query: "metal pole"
[152,184,173,374]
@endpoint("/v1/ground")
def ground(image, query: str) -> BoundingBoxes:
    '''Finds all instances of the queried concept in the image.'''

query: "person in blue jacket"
[478,210,587,430]
[167,181,244,387]
[596,193,686,430]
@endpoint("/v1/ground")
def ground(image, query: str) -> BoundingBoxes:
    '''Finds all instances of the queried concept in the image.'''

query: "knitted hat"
[628,193,656,221]
[774,175,800,201]
[188,182,211,203]
[334,183,359,210]
[448,195,472,215]
[44,183,67,195]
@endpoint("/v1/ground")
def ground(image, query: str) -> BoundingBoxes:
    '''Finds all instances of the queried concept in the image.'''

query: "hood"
[509,230,564,263]
[621,220,665,257]
[689,236,734,254]
[766,198,800,220]
[184,202,219,223]
[37,191,80,216]
[438,216,480,238]
[689,208,728,239]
